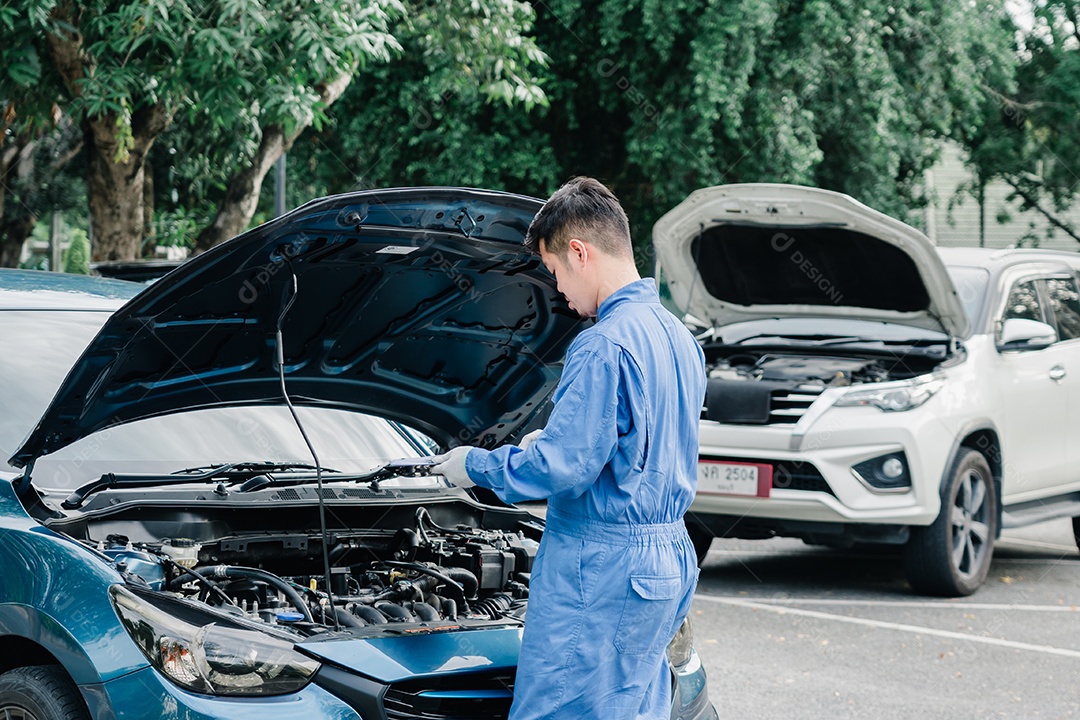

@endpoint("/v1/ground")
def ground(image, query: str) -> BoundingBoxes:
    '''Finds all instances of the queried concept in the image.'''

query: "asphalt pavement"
[692,519,1080,719]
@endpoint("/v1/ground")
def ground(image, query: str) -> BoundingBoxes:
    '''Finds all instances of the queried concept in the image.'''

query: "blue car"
[0,188,716,720]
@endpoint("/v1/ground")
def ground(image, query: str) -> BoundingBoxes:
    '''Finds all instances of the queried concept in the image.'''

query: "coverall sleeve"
[464,340,621,504]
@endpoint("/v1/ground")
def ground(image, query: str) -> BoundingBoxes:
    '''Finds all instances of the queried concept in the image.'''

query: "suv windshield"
[944,265,990,326]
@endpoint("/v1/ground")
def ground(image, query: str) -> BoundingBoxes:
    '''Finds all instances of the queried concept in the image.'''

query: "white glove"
[430,446,475,488]
[517,429,543,450]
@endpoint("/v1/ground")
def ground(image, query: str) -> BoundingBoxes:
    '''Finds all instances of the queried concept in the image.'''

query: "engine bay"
[702,349,947,424]
[59,496,539,638]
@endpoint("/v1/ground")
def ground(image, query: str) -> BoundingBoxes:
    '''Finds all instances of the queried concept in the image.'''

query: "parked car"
[654,183,1080,597]
[0,188,716,720]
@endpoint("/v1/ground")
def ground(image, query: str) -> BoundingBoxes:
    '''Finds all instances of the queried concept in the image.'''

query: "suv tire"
[904,449,997,596]
[0,666,89,720]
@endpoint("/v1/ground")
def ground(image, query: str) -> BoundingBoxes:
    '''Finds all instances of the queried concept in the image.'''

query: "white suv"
[654,184,1080,596]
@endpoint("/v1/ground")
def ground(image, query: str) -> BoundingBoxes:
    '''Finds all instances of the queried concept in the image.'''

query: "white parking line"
[696,594,1080,659]
[695,596,1080,611]
[998,537,1078,553]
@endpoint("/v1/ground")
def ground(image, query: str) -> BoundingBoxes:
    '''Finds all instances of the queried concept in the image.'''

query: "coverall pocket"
[614,574,681,655]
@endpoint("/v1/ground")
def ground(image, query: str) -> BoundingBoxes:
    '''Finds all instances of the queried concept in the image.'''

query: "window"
[1046,277,1080,341]
[1002,280,1043,323]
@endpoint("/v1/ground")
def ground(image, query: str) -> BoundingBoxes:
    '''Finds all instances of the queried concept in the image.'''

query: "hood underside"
[12,188,581,468]
[652,184,969,338]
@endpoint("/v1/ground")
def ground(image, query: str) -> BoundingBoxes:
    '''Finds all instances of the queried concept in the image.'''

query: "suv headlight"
[667,617,695,667]
[833,375,944,412]
[110,585,320,696]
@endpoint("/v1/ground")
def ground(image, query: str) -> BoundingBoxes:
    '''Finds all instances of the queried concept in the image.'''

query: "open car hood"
[11,188,581,468]
[652,184,970,338]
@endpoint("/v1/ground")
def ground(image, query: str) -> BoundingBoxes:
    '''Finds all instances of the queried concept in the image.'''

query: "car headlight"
[110,585,320,696]
[667,617,695,667]
[833,375,944,412]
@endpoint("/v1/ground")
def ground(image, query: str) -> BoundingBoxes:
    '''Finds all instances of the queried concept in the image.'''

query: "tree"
[62,227,90,274]
[960,1,1080,245]
[0,116,85,266]
[294,0,1018,266]
[1,0,402,261]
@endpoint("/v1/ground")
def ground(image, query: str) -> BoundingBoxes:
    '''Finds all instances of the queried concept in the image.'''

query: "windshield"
[33,406,424,491]
[0,310,109,460]
[944,265,990,327]
[0,309,430,491]
[714,317,949,347]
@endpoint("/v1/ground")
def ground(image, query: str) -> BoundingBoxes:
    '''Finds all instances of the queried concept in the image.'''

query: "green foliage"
[152,206,213,248]
[62,228,91,274]
[147,0,549,236]
[296,0,1017,265]
[959,1,1080,242]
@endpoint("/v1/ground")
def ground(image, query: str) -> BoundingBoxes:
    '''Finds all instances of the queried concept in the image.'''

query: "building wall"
[924,142,1080,251]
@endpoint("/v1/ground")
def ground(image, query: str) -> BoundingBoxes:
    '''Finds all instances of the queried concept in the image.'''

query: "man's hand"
[430,446,475,488]
[518,429,543,450]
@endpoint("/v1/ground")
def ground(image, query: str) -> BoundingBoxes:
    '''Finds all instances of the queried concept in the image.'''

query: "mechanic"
[431,177,707,719]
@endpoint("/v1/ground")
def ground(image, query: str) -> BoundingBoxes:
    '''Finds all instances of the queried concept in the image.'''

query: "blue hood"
[11,187,582,468]
[299,626,521,684]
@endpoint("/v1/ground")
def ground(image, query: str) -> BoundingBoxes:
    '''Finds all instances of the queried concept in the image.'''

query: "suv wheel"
[904,449,997,597]
[0,666,89,720]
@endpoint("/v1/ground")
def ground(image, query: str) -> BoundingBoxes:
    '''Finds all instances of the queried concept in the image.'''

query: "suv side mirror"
[998,318,1057,351]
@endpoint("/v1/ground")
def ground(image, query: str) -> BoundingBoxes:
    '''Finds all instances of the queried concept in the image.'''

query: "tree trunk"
[193,125,288,252]
[193,70,355,252]
[84,117,145,261]
[0,136,36,267]
[142,159,156,257]
[45,5,173,261]
[0,213,37,267]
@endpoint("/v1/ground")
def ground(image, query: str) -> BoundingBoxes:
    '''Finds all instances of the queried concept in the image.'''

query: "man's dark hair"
[525,177,633,260]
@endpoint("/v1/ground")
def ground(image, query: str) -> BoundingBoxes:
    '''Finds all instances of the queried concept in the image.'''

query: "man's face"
[539,238,596,318]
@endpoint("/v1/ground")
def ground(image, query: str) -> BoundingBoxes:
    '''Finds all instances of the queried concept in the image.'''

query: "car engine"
[702,351,941,424]
[87,504,537,637]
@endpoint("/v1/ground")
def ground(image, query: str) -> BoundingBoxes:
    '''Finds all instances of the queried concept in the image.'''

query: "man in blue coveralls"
[432,177,706,719]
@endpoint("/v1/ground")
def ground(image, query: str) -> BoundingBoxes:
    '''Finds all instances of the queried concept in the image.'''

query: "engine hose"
[199,565,314,623]
[376,602,414,622]
[349,604,387,625]
[443,567,479,599]
[165,563,237,607]
[334,607,363,628]
[408,601,440,622]
[441,597,458,621]
[469,593,513,620]
[379,561,470,609]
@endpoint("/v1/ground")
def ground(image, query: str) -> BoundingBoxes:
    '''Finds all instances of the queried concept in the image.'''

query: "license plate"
[697,461,772,497]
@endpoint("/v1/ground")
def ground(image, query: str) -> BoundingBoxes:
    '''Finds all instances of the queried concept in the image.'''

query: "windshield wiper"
[60,462,342,510]
[171,462,340,475]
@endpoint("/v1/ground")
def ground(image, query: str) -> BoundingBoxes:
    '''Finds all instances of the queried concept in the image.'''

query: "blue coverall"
[464,278,707,719]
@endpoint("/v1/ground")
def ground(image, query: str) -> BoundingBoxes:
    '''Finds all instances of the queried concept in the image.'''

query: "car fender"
[939,419,1003,535]
[0,484,149,683]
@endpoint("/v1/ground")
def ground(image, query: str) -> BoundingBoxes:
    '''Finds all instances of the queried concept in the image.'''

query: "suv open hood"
[11,188,581,468]
[652,184,969,338]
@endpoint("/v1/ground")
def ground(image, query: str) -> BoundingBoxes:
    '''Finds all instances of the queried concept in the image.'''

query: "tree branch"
[1004,176,1080,245]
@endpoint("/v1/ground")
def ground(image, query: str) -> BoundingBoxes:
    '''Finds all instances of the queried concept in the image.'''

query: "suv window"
[1046,277,1080,341]
[1002,280,1043,323]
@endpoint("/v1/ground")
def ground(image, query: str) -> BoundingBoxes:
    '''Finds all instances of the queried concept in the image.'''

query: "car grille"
[383,674,515,720]
[701,456,835,496]
[767,385,824,424]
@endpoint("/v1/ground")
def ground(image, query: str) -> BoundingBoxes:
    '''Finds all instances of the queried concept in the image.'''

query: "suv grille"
[701,456,835,496]
[384,674,515,720]
[767,385,824,424]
